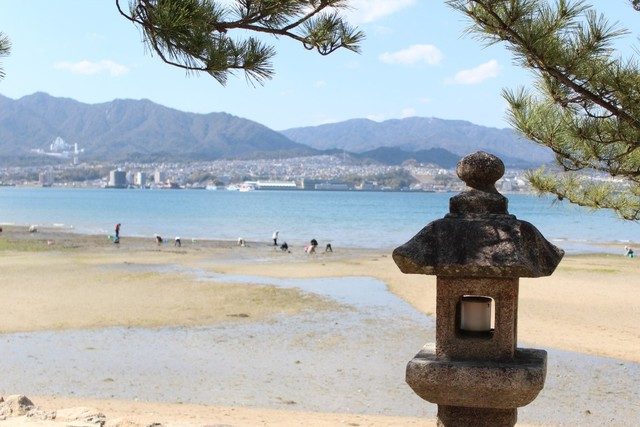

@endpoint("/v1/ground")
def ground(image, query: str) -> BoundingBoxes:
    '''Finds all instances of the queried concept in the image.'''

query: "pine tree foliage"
[448,0,640,220]
[116,0,363,85]
[0,32,10,80]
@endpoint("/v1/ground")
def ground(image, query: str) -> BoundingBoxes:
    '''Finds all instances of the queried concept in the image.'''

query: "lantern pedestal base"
[406,344,546,408]
[437,405,516,427]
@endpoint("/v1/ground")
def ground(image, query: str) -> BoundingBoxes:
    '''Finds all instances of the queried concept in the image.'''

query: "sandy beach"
[0,395,431,427]
[204,247,640,363]
[1,226,639,426]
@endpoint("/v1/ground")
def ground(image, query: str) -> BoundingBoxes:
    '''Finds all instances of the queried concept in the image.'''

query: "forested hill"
[0,92,316,163]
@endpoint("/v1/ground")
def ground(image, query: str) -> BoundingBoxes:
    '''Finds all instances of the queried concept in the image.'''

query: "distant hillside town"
[0,153,536,193]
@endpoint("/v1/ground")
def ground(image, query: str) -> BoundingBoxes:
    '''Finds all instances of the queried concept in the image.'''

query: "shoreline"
[1,224,638,255]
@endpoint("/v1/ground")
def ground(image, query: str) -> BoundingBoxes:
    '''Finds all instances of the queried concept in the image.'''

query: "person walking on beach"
[272,230,279,246]
[114,223,121,244]
[625,246,635,258]
[174,236,181,247]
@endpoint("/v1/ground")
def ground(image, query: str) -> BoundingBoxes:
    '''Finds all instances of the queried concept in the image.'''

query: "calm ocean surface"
[0,187,637,253]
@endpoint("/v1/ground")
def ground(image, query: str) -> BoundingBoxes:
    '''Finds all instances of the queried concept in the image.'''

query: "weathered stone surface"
[55,406,106,425]
[393,215,564,278]
[27,408,57,420]
[449,190,508,215]
[456,151,505,194]
[105,418,146,427]
[437,405,516,427]
[393,151,564,278]
[436,277,518,360]
[406,345,547,409]
[0,394,35,418]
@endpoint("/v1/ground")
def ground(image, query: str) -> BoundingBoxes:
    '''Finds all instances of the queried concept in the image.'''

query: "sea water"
[0,187,638,252]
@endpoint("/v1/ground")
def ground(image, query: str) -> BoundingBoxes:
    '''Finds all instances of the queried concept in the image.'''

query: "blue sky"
[0,0,637,130]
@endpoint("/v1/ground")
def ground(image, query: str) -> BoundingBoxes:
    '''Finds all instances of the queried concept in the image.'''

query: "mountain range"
[0,92,315,163]
[282,117,552,166]
[0,92,553,167]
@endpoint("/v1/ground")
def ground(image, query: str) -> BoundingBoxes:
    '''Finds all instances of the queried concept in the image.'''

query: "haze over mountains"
[282,117,553,166]
[0,93,552,167]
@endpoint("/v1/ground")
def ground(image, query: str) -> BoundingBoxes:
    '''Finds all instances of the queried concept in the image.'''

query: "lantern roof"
[393,151,564,278]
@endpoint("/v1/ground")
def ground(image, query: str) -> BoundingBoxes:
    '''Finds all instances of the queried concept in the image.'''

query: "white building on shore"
[133,172,146,188]
[108,170,127,188]
[248,180,300,190]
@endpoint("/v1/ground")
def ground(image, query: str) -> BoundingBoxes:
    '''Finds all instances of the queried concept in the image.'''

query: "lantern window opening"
[457,295,495,339]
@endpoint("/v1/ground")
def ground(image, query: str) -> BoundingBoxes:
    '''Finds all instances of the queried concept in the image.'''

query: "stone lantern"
[393,151,564,426]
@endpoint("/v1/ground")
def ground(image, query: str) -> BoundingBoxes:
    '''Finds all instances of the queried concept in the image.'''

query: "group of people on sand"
[236,231,333,254]
[271,231,332,254]
[155,234,181,247]
[110,224,333,253]
[112,223,181,247]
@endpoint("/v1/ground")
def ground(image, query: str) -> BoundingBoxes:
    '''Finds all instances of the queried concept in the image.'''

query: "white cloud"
[446,60,501,85]
[418,97,431,104]
[346,0,416,24]
[400,107,416,118]
[379,44,443,66]
[314,80,327,88]
[54,59,129,77]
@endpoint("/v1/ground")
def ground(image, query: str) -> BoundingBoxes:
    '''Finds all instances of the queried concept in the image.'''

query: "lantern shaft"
[437,406,516,427]
[437,277,518,361]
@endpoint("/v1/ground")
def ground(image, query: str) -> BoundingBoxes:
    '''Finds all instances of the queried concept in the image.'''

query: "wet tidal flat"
[0,233,638,426]
[2,270,639,426]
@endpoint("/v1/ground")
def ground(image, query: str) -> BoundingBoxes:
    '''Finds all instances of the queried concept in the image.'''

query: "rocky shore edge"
[0,394,149,427]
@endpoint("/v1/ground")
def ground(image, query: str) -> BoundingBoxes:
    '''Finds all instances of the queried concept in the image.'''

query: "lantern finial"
[456,151,505,194]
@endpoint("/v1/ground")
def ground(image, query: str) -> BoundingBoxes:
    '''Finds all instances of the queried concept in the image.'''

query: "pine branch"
[0,32,10,80]
[116,0,363,85]
[450,0,640,220]
[528,168,640,220]
[449,0,640,129]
